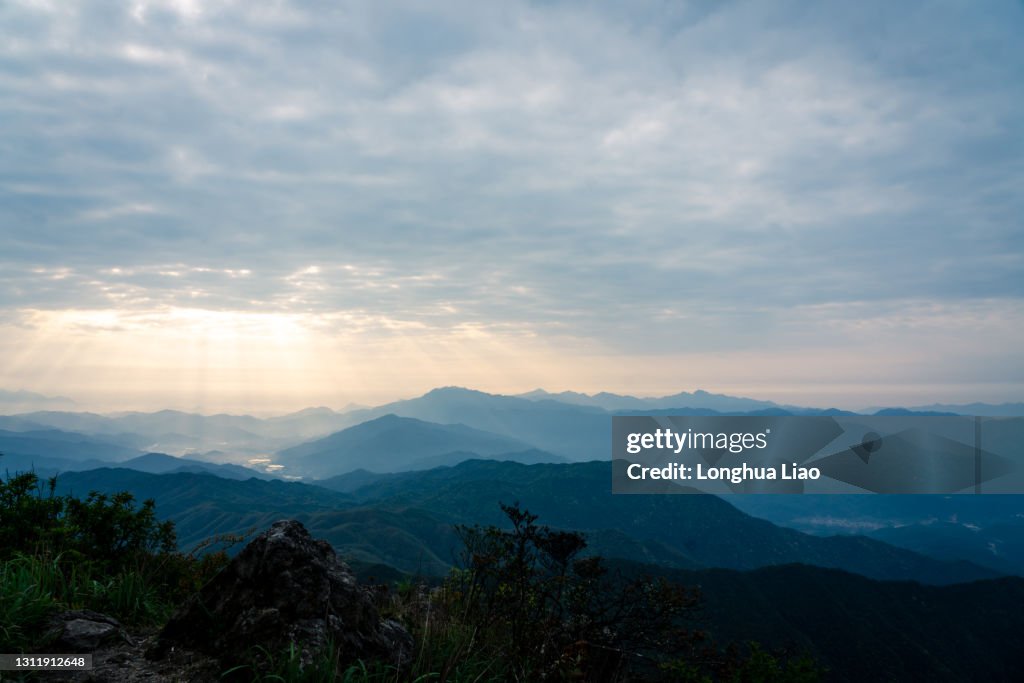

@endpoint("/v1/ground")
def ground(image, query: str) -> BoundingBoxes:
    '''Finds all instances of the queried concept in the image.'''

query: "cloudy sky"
[1,0,1022,413]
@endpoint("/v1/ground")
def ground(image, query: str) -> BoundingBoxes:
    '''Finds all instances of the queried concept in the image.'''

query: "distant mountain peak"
[280,406,339,417]
[903,402,1024,417]
[423,386,494,399]
[0,389,77,410]
[361,413,419,426]
[514,387,781,412]
[275,412,539,477]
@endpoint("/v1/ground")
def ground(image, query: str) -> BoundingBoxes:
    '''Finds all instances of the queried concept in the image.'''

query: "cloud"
[0,0,1021,407]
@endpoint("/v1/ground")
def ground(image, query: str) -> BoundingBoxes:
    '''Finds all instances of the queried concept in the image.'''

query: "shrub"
[0,468,175,573]
[414,502,703,681]
[0,463,230,649]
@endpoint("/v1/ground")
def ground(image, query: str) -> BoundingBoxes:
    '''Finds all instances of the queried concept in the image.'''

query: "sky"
[1,0,1022,414]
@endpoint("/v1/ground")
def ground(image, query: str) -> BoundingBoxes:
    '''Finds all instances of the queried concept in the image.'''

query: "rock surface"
[149,519,412,675]
[46,610,124,652]
[39,628,220,682]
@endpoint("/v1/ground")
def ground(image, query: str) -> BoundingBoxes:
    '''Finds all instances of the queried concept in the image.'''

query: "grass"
[0,555,59,651]
[222,642,419,683]
[218,604,508,683]
[91,569,172,625]
[0,552,174,651]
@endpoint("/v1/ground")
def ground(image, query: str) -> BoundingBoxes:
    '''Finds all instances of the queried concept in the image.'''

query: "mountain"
[6,391,611,463]
[907,402,1024,417]
[260,406,352,439]
[517,389,656,411]
[12,406,352,443]
[38,464,1024,681]
[0,389,76,412]
[334,387,610,460]
[871,407,960,416]
[313,447,570,490]
[118,453,273,480]
[52,469,356,554]
[7,409,324,458]
[0,415,50,431]
[0,428,141,462]
[866,520,1024,576]
[51,468,460,576]
[401,448,568,471]
[0,448,271,482]
[6,411,120,435]
[518,388,783,412]
[316,468,390,493]
[3,405,377,462]
[52,461,999,585]
[629,388,783,412]
[619,561,1024,682]
[12,387,1012,466]
[276,414,540,477]
[731,494,1024,534]
[333,459,998,584]
[337,388,865,461]
[0,452,113,476]
[100,410,269,445]
[729,493,1024,575]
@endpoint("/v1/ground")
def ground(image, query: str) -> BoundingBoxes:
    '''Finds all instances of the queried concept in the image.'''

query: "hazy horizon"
[2,1,1021,415]
[1,382,1021,418]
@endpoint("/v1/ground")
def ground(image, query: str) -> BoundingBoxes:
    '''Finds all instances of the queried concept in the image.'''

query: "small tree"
[0,465,174,574]
[445,502,702,681]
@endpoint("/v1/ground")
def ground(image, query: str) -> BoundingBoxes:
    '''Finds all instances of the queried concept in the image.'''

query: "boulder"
[149,520,412,674]
[46,610,123,652]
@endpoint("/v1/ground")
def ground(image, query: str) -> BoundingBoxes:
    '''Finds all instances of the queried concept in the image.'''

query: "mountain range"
[51,460,998,586]
[4,386,1019,464]
[515,388,785,412]
[3,385,1022,576]
[731,493,1024,576]
[4,385,1022,681]
[275,414,560,477]
[0,389,76,412]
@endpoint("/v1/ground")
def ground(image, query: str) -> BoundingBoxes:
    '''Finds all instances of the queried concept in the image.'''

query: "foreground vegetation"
[0,467,229,651]
[368,502,820,682]
[1,462,818,681]
[233,504,820,682]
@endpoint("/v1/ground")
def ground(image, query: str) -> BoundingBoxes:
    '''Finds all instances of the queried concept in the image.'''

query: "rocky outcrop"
[149,520,412,675]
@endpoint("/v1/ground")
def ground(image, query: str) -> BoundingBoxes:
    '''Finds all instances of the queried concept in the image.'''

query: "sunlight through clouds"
[1,0,1021,410]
